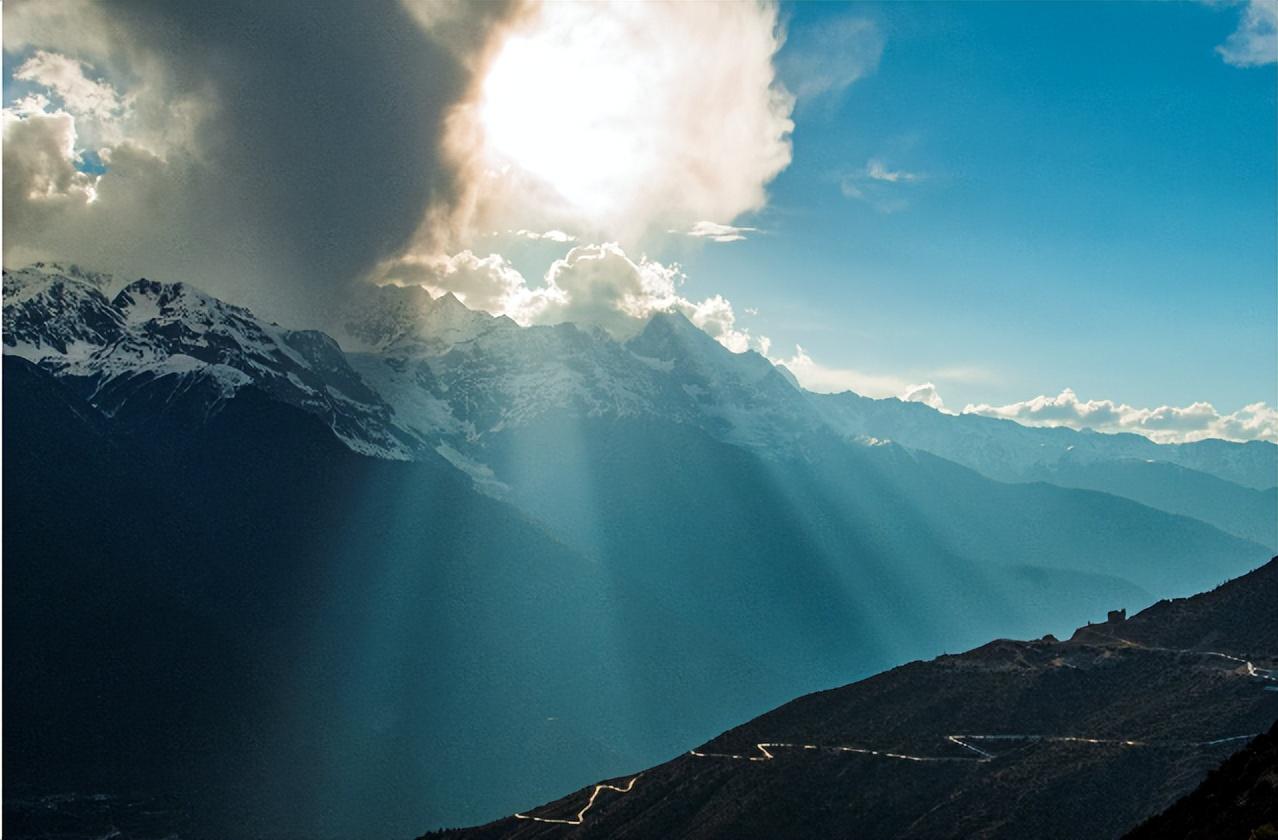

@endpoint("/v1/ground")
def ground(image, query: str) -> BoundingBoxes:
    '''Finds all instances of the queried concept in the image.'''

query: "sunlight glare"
[478,7,646,222]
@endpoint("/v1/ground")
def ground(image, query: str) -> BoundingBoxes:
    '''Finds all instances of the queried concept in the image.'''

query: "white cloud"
[678,221,760,243]
[865,158,925,183]
[532,244,762,352]
[3,0,121,63]
[3,51,133,206]
[1217,0,1278,67]
[373,241,766,352]
[901,382,946,410]
[370,250,547,318]
[840,157,926,213]
[778,15,883,102]
[533,243,681,336]
[770,345,913,397]
[13,50,125,125]
[436,0,795,248]
[679,294,754,353]
[378,2,837,353]
[512,228,576,243]
[962,388,1278,444]
[2,105,102,206]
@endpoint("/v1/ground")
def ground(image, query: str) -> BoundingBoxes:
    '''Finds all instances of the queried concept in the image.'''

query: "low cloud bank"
[963,388,1277,444]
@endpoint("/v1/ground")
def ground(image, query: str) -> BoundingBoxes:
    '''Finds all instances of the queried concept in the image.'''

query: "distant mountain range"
[4,262,1275,838]
[437,558,1278,839]
[8,262,1273,544]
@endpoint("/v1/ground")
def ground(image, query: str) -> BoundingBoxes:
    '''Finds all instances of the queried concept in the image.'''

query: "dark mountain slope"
[13,348,1270,840]
[442,559,1278,840]
[2,357,770,840]
[1073,555,1278,654]
[1123,720,1278,840]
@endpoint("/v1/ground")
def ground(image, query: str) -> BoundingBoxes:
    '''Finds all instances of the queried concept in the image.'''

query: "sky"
[3,0,1276,443]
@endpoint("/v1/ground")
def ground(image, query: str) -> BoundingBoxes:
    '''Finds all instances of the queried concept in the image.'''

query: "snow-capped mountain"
[810,389,1277,490]
[4,262,1273,544]
[339,281,514,355]
[3,263,417,458]
[3,264,823,469]
[3,263,127,361]
[341,282,819,458]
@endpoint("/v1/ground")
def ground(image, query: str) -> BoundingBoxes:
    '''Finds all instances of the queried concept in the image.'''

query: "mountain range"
[4,262,1275,838]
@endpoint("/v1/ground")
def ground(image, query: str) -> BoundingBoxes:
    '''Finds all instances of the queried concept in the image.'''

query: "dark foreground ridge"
[435,558,1278,839]
[1122,719,1278,840]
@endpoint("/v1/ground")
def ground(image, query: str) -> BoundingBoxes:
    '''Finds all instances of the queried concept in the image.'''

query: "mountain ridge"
[6,262,1273,509]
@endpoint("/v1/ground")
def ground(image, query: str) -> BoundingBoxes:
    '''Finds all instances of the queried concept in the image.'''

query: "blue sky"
[673,1,1275,411]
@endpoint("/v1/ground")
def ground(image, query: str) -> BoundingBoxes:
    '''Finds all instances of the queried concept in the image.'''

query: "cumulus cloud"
[777,14,883,103]
[901,382,946,410]
[2,106,101,206]
[1,1,833,352]
[679,294,756,353]
[511,229,576,243]
[435,0,795,249]
[533,244,682,336]
[12,50,125,128]
[1217,0,1278,67]
[370,250,542,318]
[770,345,914,397]
[677,221,760,243]
[962,388,1278,444]
[529,244,760,352]
[372,241,764,352]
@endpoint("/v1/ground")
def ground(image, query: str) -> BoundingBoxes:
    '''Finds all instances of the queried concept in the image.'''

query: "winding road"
[514,776,641,825]
[510,643,1273,825]
[689,732,1256,765]
[1199,650,1277,681]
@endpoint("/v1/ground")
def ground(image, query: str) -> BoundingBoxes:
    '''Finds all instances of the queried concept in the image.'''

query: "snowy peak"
[345,297,818,455]
[112,277,252,329]
[5,261,118,294]
[341,283,436,352]
[3,264,417,459]
[340,283,510,355]
[106,276,296,374]
[630,310,721,357]
[3,265,126,364]
[629,311,790,389]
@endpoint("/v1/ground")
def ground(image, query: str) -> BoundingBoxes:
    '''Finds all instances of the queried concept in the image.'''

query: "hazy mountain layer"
[7,262,1274,541]
[812,390,1277,491]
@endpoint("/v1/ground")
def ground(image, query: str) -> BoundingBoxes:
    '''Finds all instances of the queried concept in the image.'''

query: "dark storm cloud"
[4,0,520,324]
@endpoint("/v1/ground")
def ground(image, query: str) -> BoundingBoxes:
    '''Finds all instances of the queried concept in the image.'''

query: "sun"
[477,5,646,222]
